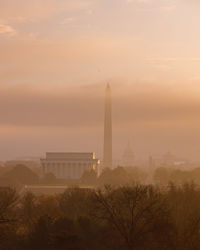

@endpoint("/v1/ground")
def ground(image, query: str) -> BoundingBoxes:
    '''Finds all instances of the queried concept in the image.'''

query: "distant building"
[149,152,191,170]
[148,155,155,170]
[40,152,100,179]
[103,84,112,168]
[122,143,134,166]
[162,151,176,167]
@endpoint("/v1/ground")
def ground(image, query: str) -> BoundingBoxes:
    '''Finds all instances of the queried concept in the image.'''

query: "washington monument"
[103,84,112,168]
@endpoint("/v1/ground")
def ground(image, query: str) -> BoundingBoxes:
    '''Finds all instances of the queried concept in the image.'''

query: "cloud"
[0,83,200,128]
[0,0,94,21]
[12,16,36,23]
[126,0,176,12]
[160,4,176,11]
[0,24,17,36]
[126,0,152,3]
[60,17,76,25]
[0,34,147,85]
[147,57,200,63]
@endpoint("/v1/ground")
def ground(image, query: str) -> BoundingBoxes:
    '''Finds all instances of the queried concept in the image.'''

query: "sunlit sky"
[1,0,200,162]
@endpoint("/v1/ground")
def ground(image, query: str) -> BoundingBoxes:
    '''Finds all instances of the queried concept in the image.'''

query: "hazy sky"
[1,0,200,162]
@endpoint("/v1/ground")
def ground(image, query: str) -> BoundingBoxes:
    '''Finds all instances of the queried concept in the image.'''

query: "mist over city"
[1,82,200,162]
[1,0,200,250]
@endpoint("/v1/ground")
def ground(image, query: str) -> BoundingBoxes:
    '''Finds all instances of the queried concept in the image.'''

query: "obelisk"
[103,83,112,168]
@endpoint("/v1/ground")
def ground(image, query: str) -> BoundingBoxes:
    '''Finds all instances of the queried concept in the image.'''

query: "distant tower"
[122,143,134,166]
[103,84,112,168]
[148,155,155,170]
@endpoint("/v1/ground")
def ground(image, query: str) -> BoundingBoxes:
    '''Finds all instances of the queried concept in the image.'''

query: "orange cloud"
[0,0,94,21]
[0,24,17,36]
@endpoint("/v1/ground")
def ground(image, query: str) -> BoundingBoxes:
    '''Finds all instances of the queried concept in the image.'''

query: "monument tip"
[106,83,110,89]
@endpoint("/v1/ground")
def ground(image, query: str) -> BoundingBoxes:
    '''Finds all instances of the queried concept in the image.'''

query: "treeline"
[154,167,200,185]
[0,165,39,190]
[1,183,200,250]
[36,166,147,186]
[2,163,200,188]
[0,165,147,188]
[81,166,147,186]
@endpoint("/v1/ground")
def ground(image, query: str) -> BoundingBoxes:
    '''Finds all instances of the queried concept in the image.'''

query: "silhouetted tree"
[167,183,200,250]
[91,185,174,250]
[41,173,57,184]
[19,192,38,232]
[58,188,92,220]
[0,187,18,219]
[3,165,39,185]
[98,167,129,186]
[0,187,19,250]
[80,170,97,186]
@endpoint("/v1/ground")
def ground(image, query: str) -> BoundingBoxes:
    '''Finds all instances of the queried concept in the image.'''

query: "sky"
[1,0,200,162]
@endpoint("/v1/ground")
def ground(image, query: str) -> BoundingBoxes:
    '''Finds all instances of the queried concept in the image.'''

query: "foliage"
[80,170,97,186]
[154,167,200,186]
[3,165,39,185]
[1,184,200,249]
[41,173,57,184]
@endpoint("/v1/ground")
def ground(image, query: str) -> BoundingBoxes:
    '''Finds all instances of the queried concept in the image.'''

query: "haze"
[1,0,200,161]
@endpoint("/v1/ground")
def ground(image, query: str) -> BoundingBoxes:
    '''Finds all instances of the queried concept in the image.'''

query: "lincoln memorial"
[40,152,100,179]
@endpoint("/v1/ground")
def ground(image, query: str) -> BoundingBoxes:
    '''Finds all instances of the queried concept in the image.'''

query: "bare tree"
[0,187,18,222]
[91,185,173,250]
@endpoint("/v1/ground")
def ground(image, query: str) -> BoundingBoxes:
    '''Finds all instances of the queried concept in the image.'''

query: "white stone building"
[40,152,100,179]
